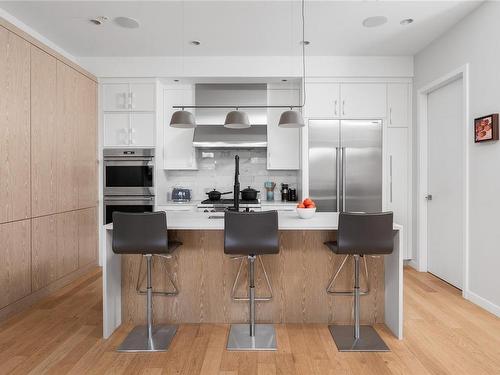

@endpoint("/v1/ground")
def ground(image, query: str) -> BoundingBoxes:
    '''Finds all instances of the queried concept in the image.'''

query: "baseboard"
[0,262,100,322]
[464,290,500,317]
[405,259,419,270]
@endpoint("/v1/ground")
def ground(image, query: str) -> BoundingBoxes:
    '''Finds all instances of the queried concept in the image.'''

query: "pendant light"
[224,110,251,129]
[170,109,196,128]
[278,0,306,128]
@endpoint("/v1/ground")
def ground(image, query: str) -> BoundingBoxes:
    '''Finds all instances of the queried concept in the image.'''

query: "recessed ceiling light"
[400,18,414,26]
[301,40,310,46]
[89,16,108,26]
[362,16,388,28]
[114,17,140,29]
[190,40,201,46]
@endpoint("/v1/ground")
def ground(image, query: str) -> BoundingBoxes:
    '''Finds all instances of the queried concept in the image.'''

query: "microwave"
[103,148,154,196]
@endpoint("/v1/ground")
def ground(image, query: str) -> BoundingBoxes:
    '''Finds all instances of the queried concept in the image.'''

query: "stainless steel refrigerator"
[308,120,382,213]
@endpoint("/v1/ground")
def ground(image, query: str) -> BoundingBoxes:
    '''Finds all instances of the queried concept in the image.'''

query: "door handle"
[389,155,393,203]
[341,147,346,212]
[336,147,340,212]
[389,107,393,125]
[342,100,345,116]
[334,100,338,116]
[425,194,433,201]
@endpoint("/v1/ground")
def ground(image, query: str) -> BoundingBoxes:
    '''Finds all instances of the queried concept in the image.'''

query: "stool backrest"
[112,211,168,255]
[337,212,394,255]
[224,211,279,255]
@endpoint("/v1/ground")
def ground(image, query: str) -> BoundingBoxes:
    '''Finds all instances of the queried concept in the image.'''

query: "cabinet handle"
[334,100,338,116]
[130,92,135,109]
[389,107,393,125]
[389,155,393,203]
[342,100,345,116]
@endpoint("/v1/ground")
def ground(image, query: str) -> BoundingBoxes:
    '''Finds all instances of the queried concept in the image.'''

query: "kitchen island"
[102,212,403,340]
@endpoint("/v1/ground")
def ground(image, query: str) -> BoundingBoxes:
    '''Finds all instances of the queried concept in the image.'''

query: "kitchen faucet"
[233,155,240,211]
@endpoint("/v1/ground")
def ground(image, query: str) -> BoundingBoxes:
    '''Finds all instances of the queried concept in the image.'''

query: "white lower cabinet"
[103,112,155,147]
[267,89,300,170]
[387,127,411,259]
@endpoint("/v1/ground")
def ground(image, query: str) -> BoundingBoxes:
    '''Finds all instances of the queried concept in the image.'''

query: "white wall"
[413,1,500,315]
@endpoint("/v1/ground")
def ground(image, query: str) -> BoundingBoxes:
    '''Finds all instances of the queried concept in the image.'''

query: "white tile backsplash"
[156,149,299,204]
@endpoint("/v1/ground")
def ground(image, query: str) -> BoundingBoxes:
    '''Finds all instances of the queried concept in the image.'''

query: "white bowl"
[296,207,316,219]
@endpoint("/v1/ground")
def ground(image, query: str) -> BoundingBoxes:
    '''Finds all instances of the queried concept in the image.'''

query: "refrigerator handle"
[336,147,340,212]
[341,147,346,212]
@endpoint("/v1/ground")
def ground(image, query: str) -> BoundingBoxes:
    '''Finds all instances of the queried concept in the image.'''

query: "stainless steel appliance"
[171,188,192,202]
[197,199,261,213]
[104,148,154,196]
[103,148,155,224]
[308,120,382,213]
[104,196,154,224]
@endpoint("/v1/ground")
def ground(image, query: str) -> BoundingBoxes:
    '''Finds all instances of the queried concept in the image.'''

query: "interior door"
[341,120,382,213]
[427,78,464,289]
[308,120,340,212]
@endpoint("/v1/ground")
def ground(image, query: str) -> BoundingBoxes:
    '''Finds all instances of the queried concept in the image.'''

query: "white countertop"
[105,211,403,231]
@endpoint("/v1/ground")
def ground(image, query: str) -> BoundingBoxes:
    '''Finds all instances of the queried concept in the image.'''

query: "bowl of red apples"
[296,198,317,219]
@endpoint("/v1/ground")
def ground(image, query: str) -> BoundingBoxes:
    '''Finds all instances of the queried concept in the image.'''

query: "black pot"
[206,189,232,201]
[241,186,259,201]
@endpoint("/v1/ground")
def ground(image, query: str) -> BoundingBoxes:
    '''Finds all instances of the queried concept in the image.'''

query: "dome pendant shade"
[224,111,251,129]
[170,110,196,128]
[278,110,305,128]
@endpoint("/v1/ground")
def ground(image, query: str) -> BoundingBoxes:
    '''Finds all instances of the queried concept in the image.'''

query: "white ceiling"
[0,1,483,57]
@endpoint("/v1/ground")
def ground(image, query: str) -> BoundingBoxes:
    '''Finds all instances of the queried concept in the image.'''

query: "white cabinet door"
[130,113,155,147]
[163,88,197,170]
[102,84,129,111]
[129,83,156,111]
[340,83,386,118]
[267,89,300,170]
[103,113,130,146]
[387,127,410,259]
[387,83,410,127]
[303,83,340,118]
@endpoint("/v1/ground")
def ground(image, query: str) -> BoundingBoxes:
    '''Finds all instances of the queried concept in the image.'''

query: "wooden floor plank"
[0,266,499,375]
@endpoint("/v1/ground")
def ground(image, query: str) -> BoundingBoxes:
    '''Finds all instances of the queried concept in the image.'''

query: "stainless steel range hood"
[192,83,268,148]
[193,125,267,148]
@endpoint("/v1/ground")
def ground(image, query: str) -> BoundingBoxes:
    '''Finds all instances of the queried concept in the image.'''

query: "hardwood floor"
[0,266,499,375]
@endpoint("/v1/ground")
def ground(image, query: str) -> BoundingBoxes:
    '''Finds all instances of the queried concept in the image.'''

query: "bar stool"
[112,211,182,352]
[224,210,279,351]
[324,212,393,352]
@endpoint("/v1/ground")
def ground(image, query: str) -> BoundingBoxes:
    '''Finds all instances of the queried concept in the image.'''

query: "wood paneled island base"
[121,230,385,325]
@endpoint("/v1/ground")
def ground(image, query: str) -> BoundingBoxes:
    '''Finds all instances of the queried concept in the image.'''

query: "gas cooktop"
[199,199,259,205]
[197,198,261,212]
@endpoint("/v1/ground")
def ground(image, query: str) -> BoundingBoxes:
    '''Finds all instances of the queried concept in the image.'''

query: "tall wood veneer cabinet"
[0,21,98,319]
[0,27,31,223]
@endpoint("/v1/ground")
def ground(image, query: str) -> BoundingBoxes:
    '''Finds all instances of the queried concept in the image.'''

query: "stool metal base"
[117,325,177,352]
[329,325,389,352]
[227,324,277,351]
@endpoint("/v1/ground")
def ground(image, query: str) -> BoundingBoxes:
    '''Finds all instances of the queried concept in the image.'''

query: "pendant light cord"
[301,0,306,108]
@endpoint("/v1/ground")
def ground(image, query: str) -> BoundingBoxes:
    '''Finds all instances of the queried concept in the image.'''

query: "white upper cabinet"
[103,84,129,111]
[387,83,410,127]
[129,83,155,111]
[103,112,155,147]
[304,83,340,118]
[267,88,301,170]
[102,82,155,111]
[104,113,129,146]
[163,87,197,170]
[387,127,411,259]
[130,113,155,146]
[340,83,386,118]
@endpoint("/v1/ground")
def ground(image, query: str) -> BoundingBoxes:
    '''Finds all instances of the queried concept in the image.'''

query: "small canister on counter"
[281,183,289,202]
[287,187,297,202]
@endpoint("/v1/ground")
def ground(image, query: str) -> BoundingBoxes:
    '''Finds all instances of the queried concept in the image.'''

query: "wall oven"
[103,196,154,225]
[103,148,154,196]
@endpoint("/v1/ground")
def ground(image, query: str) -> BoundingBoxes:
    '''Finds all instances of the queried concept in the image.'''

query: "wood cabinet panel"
[56,61,79,212]
[32,211,80,291]
[0,220,31,308]
[0,28,31,223]
[32,215,57,291]
[77,76,97,208]
[31,46,58,217]
[78,207,97,267]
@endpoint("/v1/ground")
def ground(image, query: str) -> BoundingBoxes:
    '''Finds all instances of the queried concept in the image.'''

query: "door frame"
[417,65,469,295]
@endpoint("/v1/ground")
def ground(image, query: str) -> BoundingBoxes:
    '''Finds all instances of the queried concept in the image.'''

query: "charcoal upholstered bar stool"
[224,210,279,351]
[112,211,182,352]
[324,212,393,352]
